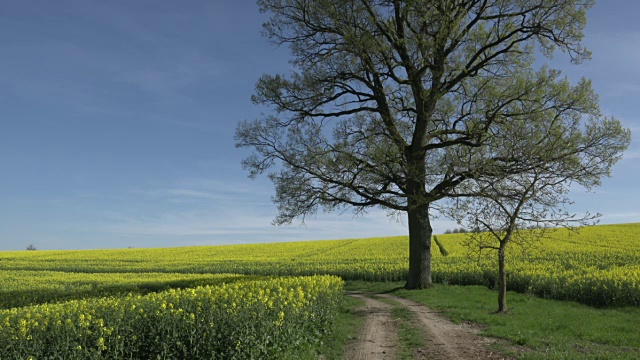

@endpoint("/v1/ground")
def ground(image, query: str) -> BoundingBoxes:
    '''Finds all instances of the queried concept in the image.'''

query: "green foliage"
[387,301,426,360]
[0,276,343,359]
[239,0,625,291]
[357,282,640,359]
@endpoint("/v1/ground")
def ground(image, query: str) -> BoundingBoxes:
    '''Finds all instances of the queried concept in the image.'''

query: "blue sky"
[1,1,638,250]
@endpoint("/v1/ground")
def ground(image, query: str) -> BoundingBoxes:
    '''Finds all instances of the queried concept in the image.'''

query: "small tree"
[26,244,36,251]
[447,116,630,312]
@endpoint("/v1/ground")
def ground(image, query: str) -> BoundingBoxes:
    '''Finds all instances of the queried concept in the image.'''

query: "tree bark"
[405,204,433,289]
[497,242,507,313]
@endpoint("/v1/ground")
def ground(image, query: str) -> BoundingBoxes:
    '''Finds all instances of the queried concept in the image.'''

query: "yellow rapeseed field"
[0,223,638,358]
[0,275,343,359]
[1,223,638,307]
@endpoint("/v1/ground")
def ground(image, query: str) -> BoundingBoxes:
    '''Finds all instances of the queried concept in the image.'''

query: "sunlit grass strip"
[350,281,640,360]
[0,275,343,359]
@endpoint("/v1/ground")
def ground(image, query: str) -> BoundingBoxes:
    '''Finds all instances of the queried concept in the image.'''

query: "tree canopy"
[235,0,628,289]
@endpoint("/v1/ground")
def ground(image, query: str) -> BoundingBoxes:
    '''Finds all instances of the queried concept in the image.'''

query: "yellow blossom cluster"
[0,275,343,359]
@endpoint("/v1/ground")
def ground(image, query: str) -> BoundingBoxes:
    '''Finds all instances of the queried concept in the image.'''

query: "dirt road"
[343,293,399,359]
[344,292,511,360]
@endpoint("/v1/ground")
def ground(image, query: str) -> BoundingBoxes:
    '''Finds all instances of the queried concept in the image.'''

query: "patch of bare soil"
[344,292,513,360]
[343,293,398,360]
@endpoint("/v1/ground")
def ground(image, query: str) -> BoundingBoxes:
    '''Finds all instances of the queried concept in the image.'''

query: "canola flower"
[0,271,244,310]
[0,275,343,359]
[0,223,638,309]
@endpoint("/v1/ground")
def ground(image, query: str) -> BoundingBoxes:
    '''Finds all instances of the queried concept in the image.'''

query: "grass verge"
[346,281,640,360]
[296,295,365,359]
[376,296,427,359]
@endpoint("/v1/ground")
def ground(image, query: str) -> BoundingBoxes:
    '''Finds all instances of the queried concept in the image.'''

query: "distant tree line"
[443,224,549,235]
[443,228,478,234]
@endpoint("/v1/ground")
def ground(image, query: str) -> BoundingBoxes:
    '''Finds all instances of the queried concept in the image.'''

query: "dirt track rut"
[344,292,511,360]
[343,293,398,359]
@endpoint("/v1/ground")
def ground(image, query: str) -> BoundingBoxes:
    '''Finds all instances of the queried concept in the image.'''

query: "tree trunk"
[405,205,433,289]
[497,242,507,313]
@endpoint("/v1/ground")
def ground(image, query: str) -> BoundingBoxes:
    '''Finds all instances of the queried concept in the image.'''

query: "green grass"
[319,293,427,360]
[346,281,640,359]
[376,296,427,359]
[395,307,427,360]
[301,295,365,360]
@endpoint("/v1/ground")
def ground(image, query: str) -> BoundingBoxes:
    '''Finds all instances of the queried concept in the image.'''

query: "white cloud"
[99,176,411,243]
[103,207,411,242]
[102,176,507,244]
[129,178,271,205]
[131,188,232,203]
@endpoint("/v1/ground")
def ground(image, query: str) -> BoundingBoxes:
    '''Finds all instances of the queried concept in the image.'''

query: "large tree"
[236,0,605,289]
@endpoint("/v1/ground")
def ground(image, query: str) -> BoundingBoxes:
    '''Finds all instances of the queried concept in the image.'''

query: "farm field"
[0,275,343,359]
[1,223,639,358]
[2,223,639,307]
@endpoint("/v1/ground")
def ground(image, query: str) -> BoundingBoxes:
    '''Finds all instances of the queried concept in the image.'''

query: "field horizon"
[7,221,638,253]
[2,222,639,307]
